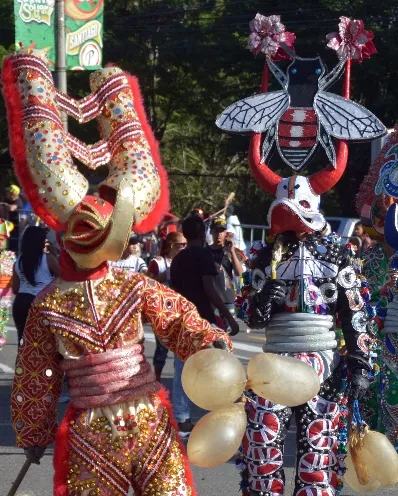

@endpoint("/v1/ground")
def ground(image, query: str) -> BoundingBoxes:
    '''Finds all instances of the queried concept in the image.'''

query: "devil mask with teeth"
[216,20,385,235]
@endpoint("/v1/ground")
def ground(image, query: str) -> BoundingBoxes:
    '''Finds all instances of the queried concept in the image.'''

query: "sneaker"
[178,418,195,438]
[58,391,70,403]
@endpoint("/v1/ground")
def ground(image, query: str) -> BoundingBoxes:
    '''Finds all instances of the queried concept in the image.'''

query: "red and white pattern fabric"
[242,371,341,496]
[278,108,318,148]
[248,475,284,495]
[245,448,283,475]
[307,397,339,419]
[298,452,337,484]
[296,487,335,496]
[306,418,339,450]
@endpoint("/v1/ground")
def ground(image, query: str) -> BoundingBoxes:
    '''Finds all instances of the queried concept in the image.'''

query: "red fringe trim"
[52,392,195,495]
[126,75,170,234]
[158,388,197,496]
[1,57,168,234]
[53,405,77,496]
[1,56,64,231]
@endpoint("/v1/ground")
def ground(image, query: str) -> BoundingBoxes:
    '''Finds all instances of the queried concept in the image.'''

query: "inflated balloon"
[344,448,381,493]
[247,353,320,406]
[187,403,247,468]
[362,429,398,486]
[181,349,247,411]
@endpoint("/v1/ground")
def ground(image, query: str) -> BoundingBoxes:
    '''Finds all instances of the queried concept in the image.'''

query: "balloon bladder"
[187,403,247,468]
[181,349,247,411]
[344,448,381,493]
[362,429,398,486]
[247,353,320,406]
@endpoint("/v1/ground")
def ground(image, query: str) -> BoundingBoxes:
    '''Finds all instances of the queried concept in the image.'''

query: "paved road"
[0,322,395,496]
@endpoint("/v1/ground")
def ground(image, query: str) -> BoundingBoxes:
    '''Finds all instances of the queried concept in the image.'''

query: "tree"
[0,0,397,222]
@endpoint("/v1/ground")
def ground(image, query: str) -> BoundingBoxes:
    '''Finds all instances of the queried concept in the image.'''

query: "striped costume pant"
[240,370,342,496]
[55,390,195,496]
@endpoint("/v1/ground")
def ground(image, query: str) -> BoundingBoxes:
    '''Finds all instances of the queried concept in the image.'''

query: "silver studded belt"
[263,313,337,353]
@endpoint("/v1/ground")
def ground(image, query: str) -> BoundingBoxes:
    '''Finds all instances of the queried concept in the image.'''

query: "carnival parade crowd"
[1,11,398,496]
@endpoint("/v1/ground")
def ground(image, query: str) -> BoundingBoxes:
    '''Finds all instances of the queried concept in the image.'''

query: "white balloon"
[187,404,247,468]
[247,353,320,406]
[181,349,247,411]
[344,448,381,493]
[363,430,398,486]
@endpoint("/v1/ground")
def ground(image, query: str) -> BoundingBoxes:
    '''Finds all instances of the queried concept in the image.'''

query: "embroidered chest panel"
[36,269,144,354]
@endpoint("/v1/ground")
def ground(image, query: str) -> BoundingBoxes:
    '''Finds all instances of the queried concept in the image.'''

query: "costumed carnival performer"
[0,219,16,350]
[216,14,387,496]
[1,48,232,496]
[356,125,398,450]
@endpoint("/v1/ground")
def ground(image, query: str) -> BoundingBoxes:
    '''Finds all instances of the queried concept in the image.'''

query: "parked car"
[325,217,360,242]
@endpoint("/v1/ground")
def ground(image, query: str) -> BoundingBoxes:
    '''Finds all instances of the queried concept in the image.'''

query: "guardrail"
[241,223,269,245]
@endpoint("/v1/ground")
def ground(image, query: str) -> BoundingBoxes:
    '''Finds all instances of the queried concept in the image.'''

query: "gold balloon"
[247,353,320,407]
[344,448,381,493]
[181,349,247,411]
[187,403,247,468]
[363,430,398,486]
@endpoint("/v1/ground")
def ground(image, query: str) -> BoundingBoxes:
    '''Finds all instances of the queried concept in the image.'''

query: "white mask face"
[268,176,326,233]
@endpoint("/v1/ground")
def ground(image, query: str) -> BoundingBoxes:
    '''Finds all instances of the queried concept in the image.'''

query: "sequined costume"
[12,265,231,495]
[356,125,398,450]
[235,233,371,495]
[378,253,398,450]
[215,13,384,496]
[357,242,388,430]
[0,219,16,349]
[2,48,231,495]
[0,249,16,348]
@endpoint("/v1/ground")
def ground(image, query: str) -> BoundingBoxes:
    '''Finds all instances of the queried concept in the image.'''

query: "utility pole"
[54,0,68,132]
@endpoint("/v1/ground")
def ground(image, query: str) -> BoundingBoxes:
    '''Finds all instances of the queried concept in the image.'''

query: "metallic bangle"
[263,340,338,353]
[266,326,333,337]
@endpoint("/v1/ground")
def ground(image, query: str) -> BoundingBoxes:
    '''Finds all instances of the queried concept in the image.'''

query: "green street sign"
[65,0,104,70]
[14,0,56,66]
[14,0,104,71]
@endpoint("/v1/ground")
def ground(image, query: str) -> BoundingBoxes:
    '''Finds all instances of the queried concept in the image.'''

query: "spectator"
[190,207,205,219]
[353,221,372,250]
[148,231,192,438]
[170,216,239,436]
[141,231,159,263]
[1,185,24,252]
[44,228,60,258]
[171,215,239,333]
[348,236,362,256]
[0,220,16,350]
[226,204,246,252]
[158,212,181,240]
[148,231,187,287]
[148,231,187,381]
[226,227,248,293]
[208,216,244,328]
[110,235,147,273]
[190,207,213,245]
[11,226,60,344]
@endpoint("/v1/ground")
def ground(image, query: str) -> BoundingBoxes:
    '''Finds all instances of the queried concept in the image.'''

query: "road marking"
[249,334,266,341]
[234,354,251,361]
[143,332,262,353]
[233,342,262,353]
[0,362,14,373]
[3,326,17,332]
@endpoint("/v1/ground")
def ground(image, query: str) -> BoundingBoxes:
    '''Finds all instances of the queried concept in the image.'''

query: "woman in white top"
[147,231,187,380]
[12,226,60,344]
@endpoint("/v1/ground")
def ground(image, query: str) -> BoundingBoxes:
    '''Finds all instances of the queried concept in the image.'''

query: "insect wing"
[315,91,386,140]
[216,90,289,133]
